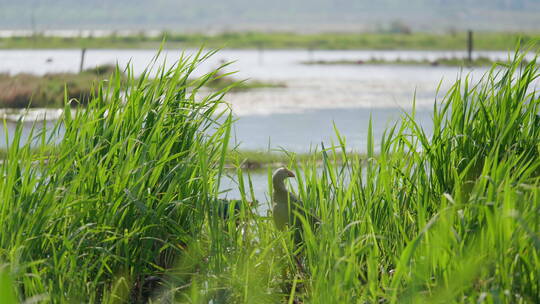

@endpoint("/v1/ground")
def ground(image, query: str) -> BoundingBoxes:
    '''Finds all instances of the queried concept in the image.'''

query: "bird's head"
[272,167,295,185]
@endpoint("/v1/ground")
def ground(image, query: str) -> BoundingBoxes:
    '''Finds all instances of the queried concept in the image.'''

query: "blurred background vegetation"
[1,0,540,32]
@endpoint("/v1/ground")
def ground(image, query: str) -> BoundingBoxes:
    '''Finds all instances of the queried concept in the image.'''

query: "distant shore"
[302,56,535,67]
[0,31,538,50]
[0,147,366,170]
[0,66,283,108]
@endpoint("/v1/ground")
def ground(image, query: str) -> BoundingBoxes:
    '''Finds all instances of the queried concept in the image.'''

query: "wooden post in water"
[79,48,87,73]
[467,30,473,64]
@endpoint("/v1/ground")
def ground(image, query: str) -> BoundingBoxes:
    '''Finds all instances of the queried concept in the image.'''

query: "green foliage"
[160,51,539,303]
[1,32,539,51]
[304,56,521,67]
[0,48,538,303]
[0,49,233,302]
[0,65,281,109]
[0,66,116,108]
[0,269,18,304]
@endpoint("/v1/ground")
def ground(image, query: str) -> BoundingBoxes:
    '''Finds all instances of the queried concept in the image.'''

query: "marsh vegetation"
[302,56,524,67]
[1,31,538,50]
[0,49,539,303]
[0,64,282,108]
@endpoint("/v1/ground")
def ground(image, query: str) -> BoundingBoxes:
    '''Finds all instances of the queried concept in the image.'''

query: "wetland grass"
[1,31,539,51]
[0,64,281,109]
[169,51,540,303]
[1,49,235,302]
[1,49,539,303]
[302,56,511,67]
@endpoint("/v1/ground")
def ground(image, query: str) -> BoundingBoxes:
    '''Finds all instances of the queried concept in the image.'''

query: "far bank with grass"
[0,65,283,108]
[1,31,539,50]
[302,56,521,67]
[1,48,538,303]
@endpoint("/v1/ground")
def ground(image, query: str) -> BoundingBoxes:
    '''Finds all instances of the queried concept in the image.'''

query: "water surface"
[1,48,531,201]
[0,48,511,117]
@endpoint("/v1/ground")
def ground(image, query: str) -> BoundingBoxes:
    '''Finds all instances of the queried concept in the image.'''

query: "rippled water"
[0,48,514,117]
[1,48,533,200]
[1,48,514,149]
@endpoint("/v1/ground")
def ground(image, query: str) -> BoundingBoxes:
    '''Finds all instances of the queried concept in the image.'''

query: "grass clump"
[0,64,282,109]
[1,48,538,303]
[0,65,116,108]
[161,51,539,303]
[0,50,233,302]
[207,78,285,91]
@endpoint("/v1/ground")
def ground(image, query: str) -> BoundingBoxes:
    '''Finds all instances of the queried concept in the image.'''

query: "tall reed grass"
[165,52,539,303]
[1,49,234,302]
[1,49,538,303]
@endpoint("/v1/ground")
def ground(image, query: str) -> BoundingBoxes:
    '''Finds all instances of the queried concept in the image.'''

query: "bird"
[272,167,319,281]
[272,167,318,236]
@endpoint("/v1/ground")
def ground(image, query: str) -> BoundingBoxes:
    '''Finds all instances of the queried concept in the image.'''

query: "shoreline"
[1,31,538,50]
[0,66,283,108]
[301,56,525,67]
[0,147,367,170]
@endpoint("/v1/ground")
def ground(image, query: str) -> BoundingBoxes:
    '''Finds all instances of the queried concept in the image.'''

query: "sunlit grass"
[1,48,538,303]
[171,50,539,303]
[1,48,234,302]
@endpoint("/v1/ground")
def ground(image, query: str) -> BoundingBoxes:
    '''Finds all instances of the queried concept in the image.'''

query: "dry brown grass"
[0,65,116,108]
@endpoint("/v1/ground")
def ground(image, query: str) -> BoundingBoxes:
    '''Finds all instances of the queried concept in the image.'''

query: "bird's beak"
[288,170,295,178]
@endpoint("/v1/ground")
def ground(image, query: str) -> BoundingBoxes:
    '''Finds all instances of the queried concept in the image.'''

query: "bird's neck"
[273,179,288,194]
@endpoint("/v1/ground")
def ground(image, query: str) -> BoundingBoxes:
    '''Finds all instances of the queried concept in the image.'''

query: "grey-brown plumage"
[272,167,318,232]
[272,167,320,277]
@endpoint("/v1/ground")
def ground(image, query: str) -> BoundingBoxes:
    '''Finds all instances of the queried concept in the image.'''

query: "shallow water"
[0,48,496,151]
[0,48,515,117]
[219,170,274,215]
[1,48,533,202]
[2,107,432,152]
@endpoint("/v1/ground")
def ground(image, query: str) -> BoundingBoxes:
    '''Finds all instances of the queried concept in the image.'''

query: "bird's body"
[272,167,319,278]
[273,191,300,230]
[272,167,300,230]
[272,167,317,231]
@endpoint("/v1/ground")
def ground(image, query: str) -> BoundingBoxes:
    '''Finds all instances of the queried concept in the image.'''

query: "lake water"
[1,48,534,200]
[0,49,517,118]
